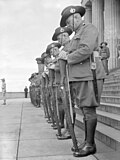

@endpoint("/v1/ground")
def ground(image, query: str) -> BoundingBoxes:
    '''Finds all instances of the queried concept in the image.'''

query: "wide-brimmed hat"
[100,42,108,46]
[52,27,73,41]
[46,42,61,54]
[41,52,51,62]
[36,57,44,64]
[60,5,86,27]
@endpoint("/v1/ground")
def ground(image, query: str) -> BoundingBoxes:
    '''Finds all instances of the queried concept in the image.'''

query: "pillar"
[104,0,120,69]
[92,0,104,44]
[84,1,92,23]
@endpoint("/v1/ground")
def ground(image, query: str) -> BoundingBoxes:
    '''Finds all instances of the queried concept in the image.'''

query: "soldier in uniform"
[99,42,110,75]
[24,86,28,98]
[52,26,73,140]
[58,5,106,157]
[46,42,65,130]
[41,52,52,123]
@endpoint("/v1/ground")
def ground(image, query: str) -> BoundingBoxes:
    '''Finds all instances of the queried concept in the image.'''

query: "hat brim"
[60,6,85,27]
[52,28,73,41]
[100,42,108,46]
[46,43,61,54]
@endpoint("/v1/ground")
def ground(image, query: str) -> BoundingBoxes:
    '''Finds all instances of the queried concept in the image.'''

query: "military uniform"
[52,26,74,139]
[99,42,110,75]
[59,5,106,157]
[46,42,65,130]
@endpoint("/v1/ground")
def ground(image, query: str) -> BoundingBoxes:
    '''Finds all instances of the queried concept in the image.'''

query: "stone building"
[81,0,120,69]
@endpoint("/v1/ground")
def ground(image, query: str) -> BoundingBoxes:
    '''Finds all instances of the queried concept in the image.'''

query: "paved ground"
[0,98,119,160]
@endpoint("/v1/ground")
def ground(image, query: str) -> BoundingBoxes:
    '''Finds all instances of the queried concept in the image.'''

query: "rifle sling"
[91,54,98,103]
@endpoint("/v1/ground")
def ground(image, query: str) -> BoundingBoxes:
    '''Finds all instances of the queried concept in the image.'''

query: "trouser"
[25,92,28,98]
[101,59,109,74]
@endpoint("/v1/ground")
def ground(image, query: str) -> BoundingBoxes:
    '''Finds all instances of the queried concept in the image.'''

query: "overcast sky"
[0,0,81,92]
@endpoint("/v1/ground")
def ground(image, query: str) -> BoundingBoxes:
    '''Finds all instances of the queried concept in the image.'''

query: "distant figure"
[24,86,28,98]
[99,42,110,75]
[1,78,6,105]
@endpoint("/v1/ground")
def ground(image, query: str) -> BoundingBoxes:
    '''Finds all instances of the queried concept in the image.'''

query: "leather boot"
[71,117,87,152]
[57,130,71,140]
[73,118,97,157]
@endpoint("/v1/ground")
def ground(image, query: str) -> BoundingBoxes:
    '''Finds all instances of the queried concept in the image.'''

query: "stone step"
[97,110,120,130]
[109,69,120,75]
[101,95,120,104]
[102,90,120,96]
[75,113,120,151]
[98,102,120,115]
[105,75,120,80]
[75,107,120,130]
[104,80,120,85]
[103,83,120,90]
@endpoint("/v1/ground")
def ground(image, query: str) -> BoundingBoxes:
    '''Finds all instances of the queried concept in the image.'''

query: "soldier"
[24,86,28,98]
[59,5,106,157]
[99,42,110,75]
[46,42,65,130]
[41,52,52,123]
[52,26,73,140]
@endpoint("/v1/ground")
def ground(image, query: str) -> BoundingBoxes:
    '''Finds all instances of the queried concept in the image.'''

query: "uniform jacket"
[24,88,28,93]
[67,23,106,81]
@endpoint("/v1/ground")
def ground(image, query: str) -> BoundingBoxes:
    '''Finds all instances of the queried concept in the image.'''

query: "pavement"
[0,98,120,160]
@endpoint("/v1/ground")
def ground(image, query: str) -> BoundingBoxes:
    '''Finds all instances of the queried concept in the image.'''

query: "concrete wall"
[0,92,30,100]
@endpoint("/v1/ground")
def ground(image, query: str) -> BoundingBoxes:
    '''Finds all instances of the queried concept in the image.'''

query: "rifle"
[49,68,62,136]
[58,59,78,151]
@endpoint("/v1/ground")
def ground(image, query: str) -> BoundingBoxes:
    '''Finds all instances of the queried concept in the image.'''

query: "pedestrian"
[59,5,106,157]
[1,78,6,105]
[24,86,28,98]
[99,42,110,75]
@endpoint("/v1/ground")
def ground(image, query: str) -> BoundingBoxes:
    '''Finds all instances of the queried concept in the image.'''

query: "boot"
[71,117,87,152]
[57,111,75,140]
[73,118,97,157]
[57,130,71,140]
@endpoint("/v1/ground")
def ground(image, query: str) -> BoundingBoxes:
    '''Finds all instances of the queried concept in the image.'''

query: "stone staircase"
[75,68,120,151]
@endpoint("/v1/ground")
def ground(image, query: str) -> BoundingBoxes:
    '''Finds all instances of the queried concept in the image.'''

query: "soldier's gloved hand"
[58,50,68,60]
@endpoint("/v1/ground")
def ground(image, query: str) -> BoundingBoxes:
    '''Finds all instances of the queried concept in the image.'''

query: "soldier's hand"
[58,50,68,60]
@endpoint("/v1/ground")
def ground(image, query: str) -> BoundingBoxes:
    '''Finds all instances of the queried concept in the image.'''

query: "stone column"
[36,58,44,74]
[84,2,92,23]
[104,0,120,69]
[92,0,104,44]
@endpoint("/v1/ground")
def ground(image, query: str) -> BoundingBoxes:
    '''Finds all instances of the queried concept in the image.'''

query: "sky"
[0,0,81,92]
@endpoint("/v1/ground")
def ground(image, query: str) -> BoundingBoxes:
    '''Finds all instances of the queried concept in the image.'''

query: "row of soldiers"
[29,5,106,158]
[29,73,41,107]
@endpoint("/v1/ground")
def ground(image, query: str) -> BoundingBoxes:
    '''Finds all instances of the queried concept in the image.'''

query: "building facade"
[81,0,120,69]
